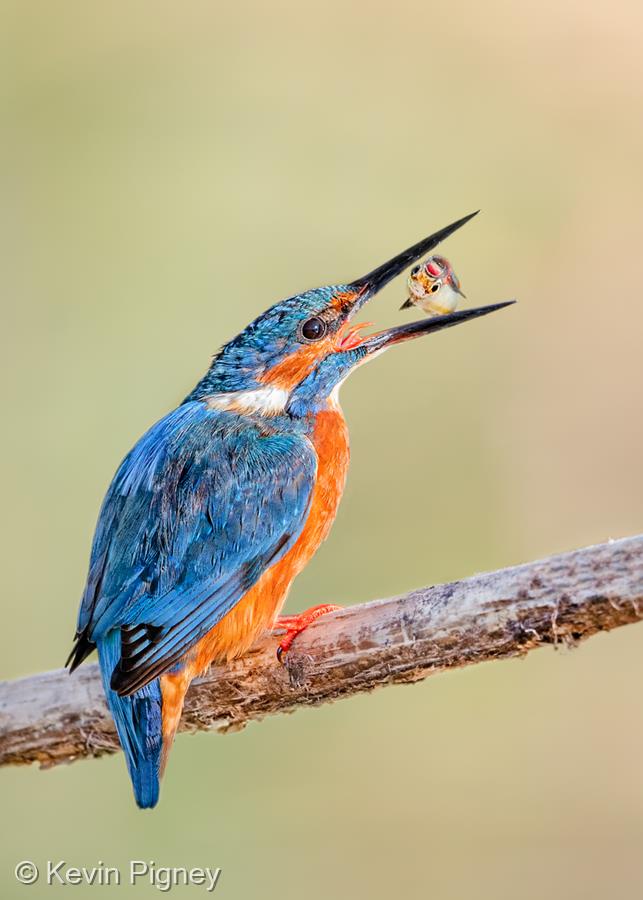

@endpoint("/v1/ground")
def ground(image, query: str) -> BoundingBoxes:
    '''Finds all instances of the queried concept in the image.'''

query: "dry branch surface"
[1,536,641,769]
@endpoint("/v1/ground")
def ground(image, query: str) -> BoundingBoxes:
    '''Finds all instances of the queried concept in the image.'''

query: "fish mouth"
[337,212,514,353]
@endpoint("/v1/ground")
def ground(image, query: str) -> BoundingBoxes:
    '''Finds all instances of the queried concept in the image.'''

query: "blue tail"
[97,632,163,809]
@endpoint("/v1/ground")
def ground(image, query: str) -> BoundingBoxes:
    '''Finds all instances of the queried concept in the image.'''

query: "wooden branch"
[1,536,642,769]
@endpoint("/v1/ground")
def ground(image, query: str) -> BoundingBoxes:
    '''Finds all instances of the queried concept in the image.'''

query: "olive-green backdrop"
[2,1,642,897]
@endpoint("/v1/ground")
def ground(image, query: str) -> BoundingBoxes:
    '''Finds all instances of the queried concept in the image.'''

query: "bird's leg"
[273,604,342,662]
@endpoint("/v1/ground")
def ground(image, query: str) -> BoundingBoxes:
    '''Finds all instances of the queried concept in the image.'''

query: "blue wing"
[70,401,317,695]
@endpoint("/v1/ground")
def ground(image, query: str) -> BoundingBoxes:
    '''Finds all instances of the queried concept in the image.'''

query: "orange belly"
[160,406,349,742]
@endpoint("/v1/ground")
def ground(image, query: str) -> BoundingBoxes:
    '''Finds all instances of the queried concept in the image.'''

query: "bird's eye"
[411,265,421,277]
[431,283,440,293]
[301,316,327,342]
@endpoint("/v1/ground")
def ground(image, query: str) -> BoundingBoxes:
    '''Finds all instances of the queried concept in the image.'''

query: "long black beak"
[358,301,515,355]
[349,211,479,310]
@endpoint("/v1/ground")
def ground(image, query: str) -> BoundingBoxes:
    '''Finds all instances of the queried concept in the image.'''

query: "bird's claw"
[274,604,342,663]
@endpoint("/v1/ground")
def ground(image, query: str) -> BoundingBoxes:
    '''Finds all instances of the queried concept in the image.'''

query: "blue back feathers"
[77,403,316,694]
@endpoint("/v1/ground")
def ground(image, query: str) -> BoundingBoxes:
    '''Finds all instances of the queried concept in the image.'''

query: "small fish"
[401,255,466,315]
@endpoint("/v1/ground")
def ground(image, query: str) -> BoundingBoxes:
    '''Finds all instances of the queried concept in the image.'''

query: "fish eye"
[426,260,444,277]
[411,265,421,277]
[430,283,440,293]
[300,316,327,342]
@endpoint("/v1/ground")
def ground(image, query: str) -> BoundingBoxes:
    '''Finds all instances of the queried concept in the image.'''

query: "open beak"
[342,212,514,353]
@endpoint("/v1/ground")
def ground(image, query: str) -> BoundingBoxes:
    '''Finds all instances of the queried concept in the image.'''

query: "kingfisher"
[67,212,513,808]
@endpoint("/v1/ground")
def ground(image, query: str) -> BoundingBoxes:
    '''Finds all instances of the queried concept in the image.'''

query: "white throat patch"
[205,386,290,416]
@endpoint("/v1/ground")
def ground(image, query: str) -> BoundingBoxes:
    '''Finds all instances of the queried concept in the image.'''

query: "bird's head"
[192,213,513,417]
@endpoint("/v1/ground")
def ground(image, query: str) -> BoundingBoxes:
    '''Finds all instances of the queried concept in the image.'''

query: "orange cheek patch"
[330,288,364,312]
[260,341,332,390]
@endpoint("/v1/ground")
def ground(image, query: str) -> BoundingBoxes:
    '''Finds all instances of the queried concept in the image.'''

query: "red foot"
[274,604,342,663]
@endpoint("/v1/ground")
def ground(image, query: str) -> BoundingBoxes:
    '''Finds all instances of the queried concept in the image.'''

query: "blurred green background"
[2,0,642,897]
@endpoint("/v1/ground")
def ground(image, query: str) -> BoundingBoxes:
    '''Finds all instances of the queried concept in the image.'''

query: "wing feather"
[70,402,316,695]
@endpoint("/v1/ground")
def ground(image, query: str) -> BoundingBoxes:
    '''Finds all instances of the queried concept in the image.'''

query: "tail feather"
[65,630,95,672]
[97,632,163,809]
